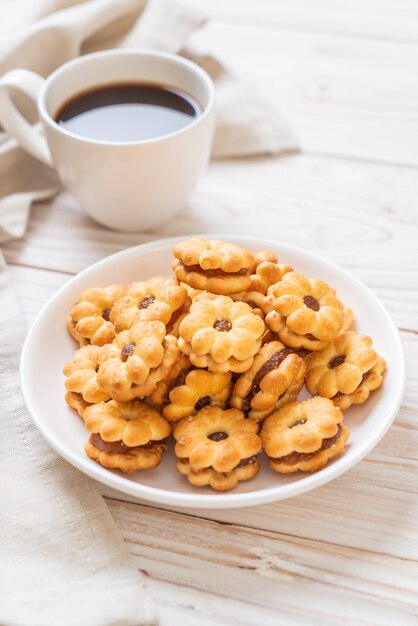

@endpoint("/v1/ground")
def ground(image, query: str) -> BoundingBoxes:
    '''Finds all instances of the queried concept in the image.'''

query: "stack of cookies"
[63,238,386,491]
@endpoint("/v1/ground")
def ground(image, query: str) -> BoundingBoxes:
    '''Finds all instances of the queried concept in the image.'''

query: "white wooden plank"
[148,578,317,626]
[107,499,418,626]
[193,0,418,43]
[187,21,418,166]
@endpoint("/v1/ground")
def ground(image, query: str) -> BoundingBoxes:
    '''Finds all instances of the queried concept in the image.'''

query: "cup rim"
[38,48,215,147]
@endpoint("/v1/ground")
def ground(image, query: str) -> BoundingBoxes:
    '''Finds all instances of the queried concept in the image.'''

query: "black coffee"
[55,82,200,142]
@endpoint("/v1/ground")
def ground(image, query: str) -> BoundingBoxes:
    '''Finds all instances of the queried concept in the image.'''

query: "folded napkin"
[0,0,297,243]
[0,255,157,626]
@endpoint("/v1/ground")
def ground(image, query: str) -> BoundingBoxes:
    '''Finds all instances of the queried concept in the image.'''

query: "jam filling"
[208,431,228,442]
[241,349,293,412]
[90,434,164,454]
[183,454,259,472]
[102,307,112,321]
[167,367,193,394]
[121,342,135,362]
[183,264,249,277]
[214,319,232,332]
[273,424,343,464]
[236,455,258,468]
[290,419,307,429]
[261,329,276,345]
[138,296,155,310]
[303,295,320,311]
[194,395,211,411]
[361,369,371,383]
[328,355,345,369]
[296,348,310,359]
[166,303,188,334]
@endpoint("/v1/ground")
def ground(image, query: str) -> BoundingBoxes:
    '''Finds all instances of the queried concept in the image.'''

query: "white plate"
[20,236,405,509]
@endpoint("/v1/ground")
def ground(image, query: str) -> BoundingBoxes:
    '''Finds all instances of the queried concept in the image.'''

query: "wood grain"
[6,154,418,330]
[107,500,418,626]
[188,20,418,166]
[199,0,418,43]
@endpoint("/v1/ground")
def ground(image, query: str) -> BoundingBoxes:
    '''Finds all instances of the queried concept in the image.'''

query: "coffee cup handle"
[0,69,53,167]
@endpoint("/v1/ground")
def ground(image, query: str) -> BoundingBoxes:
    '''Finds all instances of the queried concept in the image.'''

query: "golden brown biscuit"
[63,345,110,403]
[163,369,232,422]
[150,354,192,407]
[249,250,293,294]
[67,284,127,346]
[172,238,256,294]
[164,298,192,338]
[230,341,306,422]
[178,295,265,373]
[176,457,260,492]
[83,400,170,447]
[230,290,266,319]
[65,391,92,418]
[261,397,349,473]
[342,307,354,332]
[174,406,261,471]
[97,322,179,401]
[84,438,166,473]
[263,272,344,350]
[110,276,187,332]
[305,331,382,404]
[333,356,386,411]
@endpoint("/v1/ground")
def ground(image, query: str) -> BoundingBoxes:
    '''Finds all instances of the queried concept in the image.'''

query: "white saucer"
[20,236,405,509]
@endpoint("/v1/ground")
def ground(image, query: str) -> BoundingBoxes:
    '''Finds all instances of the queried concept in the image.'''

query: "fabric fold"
[0,255,157,626]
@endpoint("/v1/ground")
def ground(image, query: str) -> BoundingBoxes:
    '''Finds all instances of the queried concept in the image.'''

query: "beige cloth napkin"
[0,0,297,243]
[0,254,157,626]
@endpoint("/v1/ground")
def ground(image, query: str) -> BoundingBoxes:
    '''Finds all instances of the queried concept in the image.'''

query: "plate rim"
[20,234,406,509]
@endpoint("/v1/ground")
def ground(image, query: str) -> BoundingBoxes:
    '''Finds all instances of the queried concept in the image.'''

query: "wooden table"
[5,1,418,624]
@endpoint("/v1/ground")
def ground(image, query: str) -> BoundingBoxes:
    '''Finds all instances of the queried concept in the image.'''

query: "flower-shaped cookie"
[67,284,127,346]
[65,391,92,418]
[63,345,110,403]
[333,356,386,411]
[249,250,293,294]
[176,457,260,492]
[83,400,170,445]
[263,272,344,350]
[305,331,381,402]
[261,397,349,473]
[110,276,187,332]
[163,369,232,422]
[85,438,166,473]
[230,340,306,422]
[172,238,256,294]
[174,406,262,490]
[82,398,170,474]
[178,295,265,373]
[97,321,179,401]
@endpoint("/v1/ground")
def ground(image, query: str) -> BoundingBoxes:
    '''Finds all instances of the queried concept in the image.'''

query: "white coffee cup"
[0,50,215,231]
